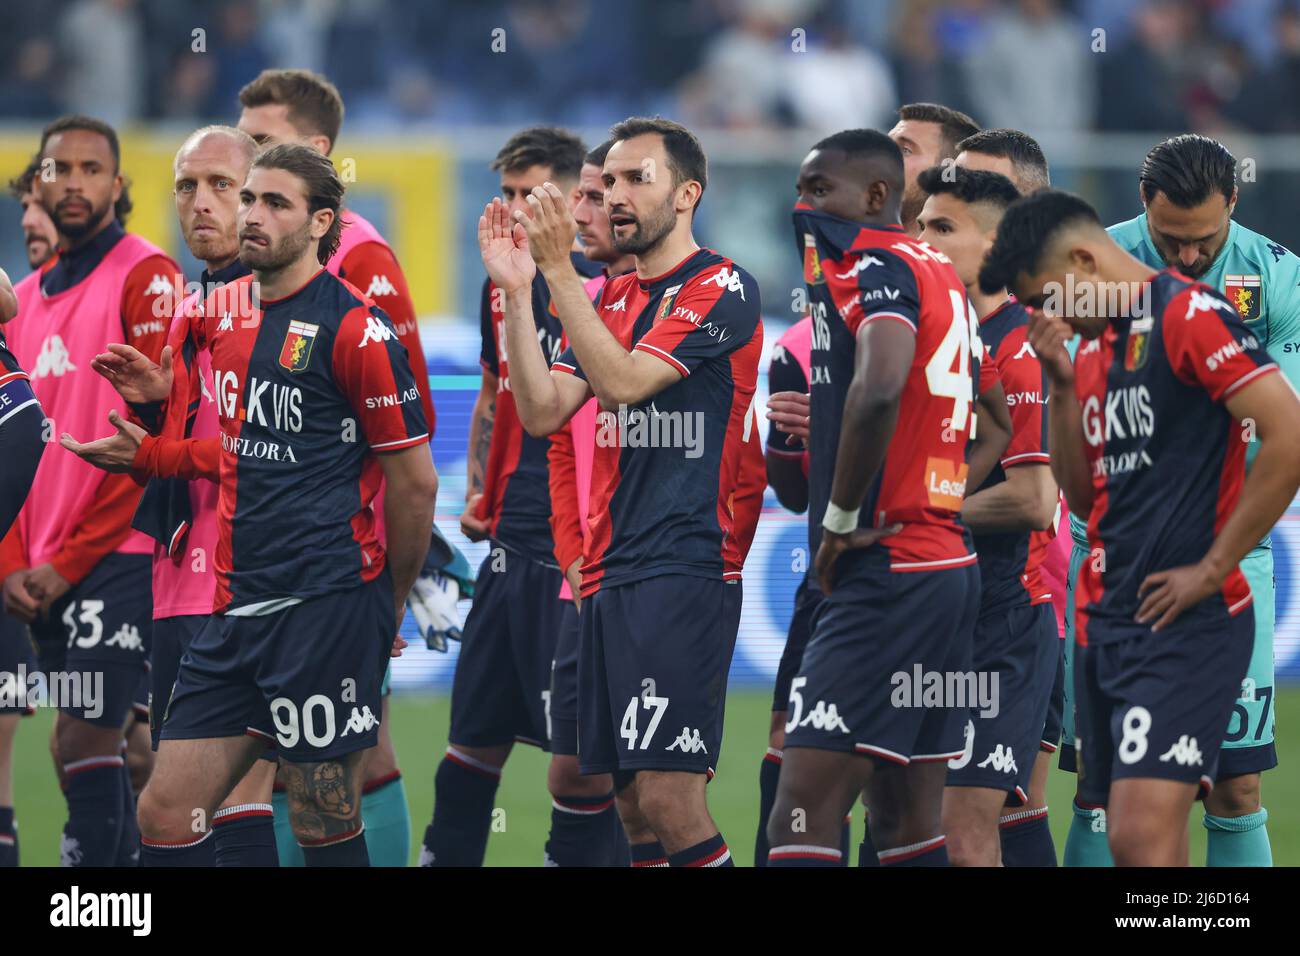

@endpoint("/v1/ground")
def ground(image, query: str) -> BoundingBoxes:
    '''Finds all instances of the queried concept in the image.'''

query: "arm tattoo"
[282,753,365,844]
[469,399,495,496]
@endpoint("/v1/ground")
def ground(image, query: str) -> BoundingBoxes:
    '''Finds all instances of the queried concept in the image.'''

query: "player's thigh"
[867,758,948,845]
[221,756,277,809]
[1107,777,1198,863]
[770,746,869,834]
[144,734,266,820]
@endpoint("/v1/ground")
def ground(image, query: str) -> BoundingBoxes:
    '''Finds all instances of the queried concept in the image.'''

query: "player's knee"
[546,755,602,798]
[1205,774,1261,817]
[136,783,192,841]
[633,774,703,831]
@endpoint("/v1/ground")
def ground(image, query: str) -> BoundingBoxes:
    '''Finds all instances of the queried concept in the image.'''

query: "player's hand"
[478,198,536,296]
[814,523,903,594]
[59,410,146,474]
[390,632,408,658]
[2,570,39,624]
[565,558,583,612]
[515,183,578,273]
[1135,561,1222,632]
[24,562,71,615]
[767,391,810,444]
[1026,308,1074,390]
[91,343,173,404]
[460,493,491,542]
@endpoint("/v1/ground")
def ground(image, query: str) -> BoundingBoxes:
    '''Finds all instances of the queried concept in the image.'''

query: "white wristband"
[822,501,860,535]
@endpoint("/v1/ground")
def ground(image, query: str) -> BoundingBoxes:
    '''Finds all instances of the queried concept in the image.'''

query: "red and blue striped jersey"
[974,298,1052,611]
[552,248,763,596]
[796,205,978,578]
[1074,269,1277,645]
[187,269,428,614]
[477,252,602,562]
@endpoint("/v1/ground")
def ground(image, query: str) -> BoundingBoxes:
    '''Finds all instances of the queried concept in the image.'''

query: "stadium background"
[3,0,1300,864]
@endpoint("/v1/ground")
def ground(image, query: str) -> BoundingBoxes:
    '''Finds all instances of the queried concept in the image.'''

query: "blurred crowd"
[2,0,1298,137]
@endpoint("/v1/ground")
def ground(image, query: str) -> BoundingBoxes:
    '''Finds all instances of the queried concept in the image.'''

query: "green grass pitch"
[9,688,1299,866]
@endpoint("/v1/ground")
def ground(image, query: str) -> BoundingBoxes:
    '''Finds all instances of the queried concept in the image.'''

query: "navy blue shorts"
[448,546,564,751]
[784,560,979,765]
[549,600,581,757]
[0,369,44,541]
[1075,606,1254,807]
[29,553,152,728]
[1042,635,1065,754]
[946,602,1057,805]
[0,609,36,716]
[771,579,822,713]
[579,576,742,776]
[160,571,394,762]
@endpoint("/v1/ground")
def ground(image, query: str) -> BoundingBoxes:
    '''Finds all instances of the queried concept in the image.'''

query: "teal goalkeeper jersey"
[1065,213,1300,551]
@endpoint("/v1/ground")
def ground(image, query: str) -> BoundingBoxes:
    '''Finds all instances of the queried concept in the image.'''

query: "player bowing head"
[795,128,905,223]
[1136,134,1236,280]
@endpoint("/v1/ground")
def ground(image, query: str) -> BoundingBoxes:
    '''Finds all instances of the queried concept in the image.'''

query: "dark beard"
[52,200,109,241]
[240,220,314,273]
[612,199,676,256]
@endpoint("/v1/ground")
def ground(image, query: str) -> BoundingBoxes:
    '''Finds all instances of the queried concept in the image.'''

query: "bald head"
[173,125,259,268]
[174,125,258,174]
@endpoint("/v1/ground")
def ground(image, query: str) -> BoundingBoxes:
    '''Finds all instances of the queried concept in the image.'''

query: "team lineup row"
[0,71,1298,868]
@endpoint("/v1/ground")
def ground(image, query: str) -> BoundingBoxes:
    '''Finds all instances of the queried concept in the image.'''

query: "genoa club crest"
[803,233,825,285]
[1124,316,1152,372]
[1223,274,1261,321]
[279,320,319,372]
[657,284,682,320]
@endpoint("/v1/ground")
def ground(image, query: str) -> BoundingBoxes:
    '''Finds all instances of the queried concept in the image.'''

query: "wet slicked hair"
[251,143,346,265]
[917,165,1022,212]
[898,103,981,159]
[491,126,587,182]
[1139,134,1236,208]
[811,128,904,192]
[239,69,345,153]
[955,128,1050,192]
[978,189,1102,295]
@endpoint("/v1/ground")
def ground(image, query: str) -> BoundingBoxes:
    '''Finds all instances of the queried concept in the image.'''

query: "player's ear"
[312,207,334,240]
[1228,186,1238,217]
[675,180,701,215]
[1067,243,1098,277]
[864,179,889,216]
[312,134,333,156]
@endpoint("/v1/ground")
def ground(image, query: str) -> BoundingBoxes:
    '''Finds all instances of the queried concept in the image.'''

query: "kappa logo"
[218,312,234,332]
[835,254,884,280]
[1184,289,1234,320]
[708,266,746,300]
[604,294,628,312]
[1158,735,1203,766]
[60,833,83,867]
[1013,340,1037,359]
[31,334,77,378]
[365,274,398,298]
[666,726,708,753]
[358,315,396,348]
[977,744,1017,774]
[104,624,144,652]
[144,274,173,297]
[798,700,851,734]
[340,705,379,737]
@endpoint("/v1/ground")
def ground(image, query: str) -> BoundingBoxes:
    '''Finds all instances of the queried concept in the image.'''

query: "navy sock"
[301,828,369,867]
[61,757,125,867]
[0,806,16,867]
[754,749,781,866]
[212,803,279,867]
[1000,807,1057,867]
[668,833,733,867]
[546,791,622,866]
[114,763,140,867]
[139,831,214,866]
[879,835,948,867]
[420,748,501,867]
[768,844,842,866]
[630,840,669,868]
[858,825,879,867]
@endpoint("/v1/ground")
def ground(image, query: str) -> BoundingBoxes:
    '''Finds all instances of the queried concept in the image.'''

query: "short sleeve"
[479,277,499,376]
[1164,285,1278,401]
[633,263,761,377]
[994,325,1050,467]
[840,250,921,336]
[333,305,430,451]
